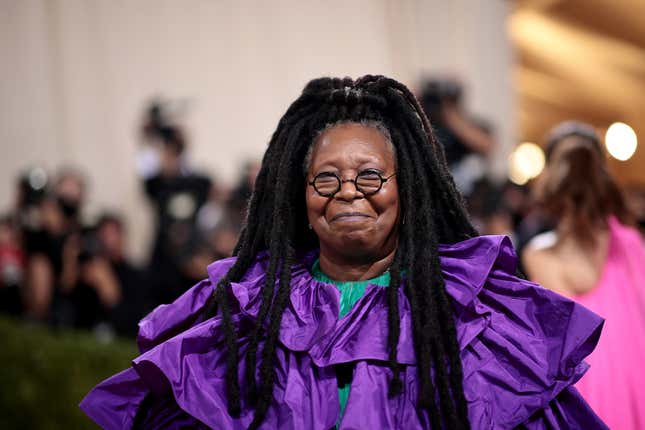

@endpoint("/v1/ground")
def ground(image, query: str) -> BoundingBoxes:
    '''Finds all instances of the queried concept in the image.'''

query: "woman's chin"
[331,234,383,258]
[331,225,373,241]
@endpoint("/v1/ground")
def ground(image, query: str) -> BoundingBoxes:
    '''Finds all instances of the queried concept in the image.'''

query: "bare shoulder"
[522,246,551,278]
[522,231,557,268]
[521,232,564,292]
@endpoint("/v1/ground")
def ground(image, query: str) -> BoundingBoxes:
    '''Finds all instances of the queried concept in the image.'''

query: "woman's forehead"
[310,124,394,163]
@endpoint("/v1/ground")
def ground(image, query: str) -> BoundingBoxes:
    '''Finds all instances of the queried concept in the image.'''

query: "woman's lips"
[330,212,372,222]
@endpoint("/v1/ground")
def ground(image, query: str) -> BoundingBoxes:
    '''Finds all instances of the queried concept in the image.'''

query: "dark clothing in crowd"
[0,286,22,315]
[434,119,491,168]
[24,228,74,325]
[144,173,212,305]
[68,259,144,336]
[24,229,67,281]
[109,261,146,336]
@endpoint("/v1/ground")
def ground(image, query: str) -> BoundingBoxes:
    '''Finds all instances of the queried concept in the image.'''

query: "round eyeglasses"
[308,169,396,197]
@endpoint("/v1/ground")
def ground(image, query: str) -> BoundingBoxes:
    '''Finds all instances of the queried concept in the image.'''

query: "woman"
[81,77,606,429]
[523,121,645,430]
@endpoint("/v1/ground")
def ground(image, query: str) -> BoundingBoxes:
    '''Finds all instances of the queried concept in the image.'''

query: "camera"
[18,167,49,209]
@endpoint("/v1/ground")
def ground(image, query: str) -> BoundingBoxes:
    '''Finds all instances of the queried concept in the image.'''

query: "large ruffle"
[442,237,604,428]
[80,236,606,429]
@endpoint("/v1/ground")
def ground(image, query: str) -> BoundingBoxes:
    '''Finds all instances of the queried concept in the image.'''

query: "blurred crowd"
[1,79,644,342]
[0,101,259,338]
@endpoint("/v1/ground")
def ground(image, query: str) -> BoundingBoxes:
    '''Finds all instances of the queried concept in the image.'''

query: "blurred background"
[1,0,643,428]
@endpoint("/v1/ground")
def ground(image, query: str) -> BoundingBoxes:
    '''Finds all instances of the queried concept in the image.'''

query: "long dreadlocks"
[202,75,478,429]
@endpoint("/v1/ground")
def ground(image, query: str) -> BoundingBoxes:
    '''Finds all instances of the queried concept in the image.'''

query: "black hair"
[202,76,477,429]
[143,101,187,155]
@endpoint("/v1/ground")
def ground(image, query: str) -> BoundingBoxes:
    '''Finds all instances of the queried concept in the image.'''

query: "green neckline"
[310,258,390,426]
[310,259,391,288]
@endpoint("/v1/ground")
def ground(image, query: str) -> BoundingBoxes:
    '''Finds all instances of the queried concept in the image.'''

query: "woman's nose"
[335,179,361,201]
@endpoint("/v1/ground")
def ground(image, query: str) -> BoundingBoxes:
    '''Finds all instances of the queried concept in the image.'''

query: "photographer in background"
[419,78,496,196]
[226,159,260,231]
[22,168,87,323]
[65,213,143,336]
[138,101,213,307]
[1,168,48,317]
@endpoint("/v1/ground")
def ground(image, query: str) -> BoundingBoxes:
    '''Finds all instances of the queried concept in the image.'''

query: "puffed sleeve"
[439,236,608,429]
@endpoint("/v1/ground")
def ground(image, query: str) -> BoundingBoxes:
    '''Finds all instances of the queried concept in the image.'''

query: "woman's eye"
[358,169,382,178]
[315,172,338,179]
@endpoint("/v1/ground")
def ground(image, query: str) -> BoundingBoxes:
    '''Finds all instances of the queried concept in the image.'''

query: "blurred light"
[28,168,48,190]
[509,142,545,185]
[605,122,637,161]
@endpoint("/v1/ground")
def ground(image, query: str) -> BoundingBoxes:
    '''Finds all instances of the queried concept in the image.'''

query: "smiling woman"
[80,76,607,429]
[306,122,400,279]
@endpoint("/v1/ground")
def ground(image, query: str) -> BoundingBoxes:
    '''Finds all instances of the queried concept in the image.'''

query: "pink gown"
[572,217,645,430]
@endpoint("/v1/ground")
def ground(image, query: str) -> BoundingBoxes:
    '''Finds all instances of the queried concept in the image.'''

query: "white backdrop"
[1,0,514,261]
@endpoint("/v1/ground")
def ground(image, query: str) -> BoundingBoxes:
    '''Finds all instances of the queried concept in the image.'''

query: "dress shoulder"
[440,235,605,428]
[136,256,237,353]
[81,252,341,430]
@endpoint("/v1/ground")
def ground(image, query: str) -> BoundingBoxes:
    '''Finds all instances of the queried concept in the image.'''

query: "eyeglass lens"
[313,171,384,196]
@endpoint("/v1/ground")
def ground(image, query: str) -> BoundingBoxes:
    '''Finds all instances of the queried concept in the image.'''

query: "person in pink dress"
[523,121,645,430]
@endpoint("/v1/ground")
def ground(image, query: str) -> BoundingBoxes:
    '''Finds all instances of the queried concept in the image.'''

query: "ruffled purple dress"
[80,236,607,429]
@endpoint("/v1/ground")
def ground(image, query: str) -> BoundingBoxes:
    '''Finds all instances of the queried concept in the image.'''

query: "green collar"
[310,259,391,288]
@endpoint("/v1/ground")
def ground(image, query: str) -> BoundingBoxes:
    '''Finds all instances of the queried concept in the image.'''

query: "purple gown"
[80,236,607,429]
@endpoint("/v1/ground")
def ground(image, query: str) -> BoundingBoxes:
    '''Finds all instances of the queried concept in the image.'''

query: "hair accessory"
[545,121,601,160]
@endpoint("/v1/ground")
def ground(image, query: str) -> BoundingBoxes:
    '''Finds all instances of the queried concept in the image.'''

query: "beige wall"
[1,0,514,260]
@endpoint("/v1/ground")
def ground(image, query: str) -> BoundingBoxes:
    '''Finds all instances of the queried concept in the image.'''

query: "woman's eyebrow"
[311,164,340,173]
